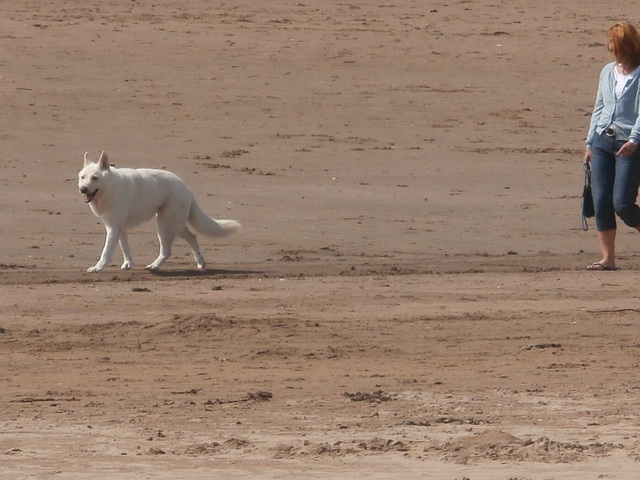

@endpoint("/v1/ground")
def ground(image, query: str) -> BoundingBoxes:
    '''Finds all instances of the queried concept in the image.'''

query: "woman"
[584,21,640,270]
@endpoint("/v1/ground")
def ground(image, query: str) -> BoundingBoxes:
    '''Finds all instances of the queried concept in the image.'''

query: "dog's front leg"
[88,226,120,273]
[119,232,134,270]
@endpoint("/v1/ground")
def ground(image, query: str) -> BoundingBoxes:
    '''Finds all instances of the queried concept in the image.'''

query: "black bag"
[582,162,594,230]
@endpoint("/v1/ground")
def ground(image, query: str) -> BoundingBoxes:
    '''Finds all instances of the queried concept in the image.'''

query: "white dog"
[78,151,241,272]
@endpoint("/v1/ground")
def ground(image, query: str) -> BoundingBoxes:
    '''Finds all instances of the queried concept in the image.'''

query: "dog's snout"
[80,186,88,194]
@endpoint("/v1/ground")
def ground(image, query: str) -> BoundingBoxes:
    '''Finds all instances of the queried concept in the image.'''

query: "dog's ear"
[98,151,110,171]
[83,152,90,167]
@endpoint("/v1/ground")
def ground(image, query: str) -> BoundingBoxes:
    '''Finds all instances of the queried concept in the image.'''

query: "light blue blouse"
[586,62,640,148]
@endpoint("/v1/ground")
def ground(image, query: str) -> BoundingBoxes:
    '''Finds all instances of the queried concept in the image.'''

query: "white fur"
[78,151,241,272]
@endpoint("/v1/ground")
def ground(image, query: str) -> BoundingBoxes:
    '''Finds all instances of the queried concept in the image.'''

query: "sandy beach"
[1,1,639,478]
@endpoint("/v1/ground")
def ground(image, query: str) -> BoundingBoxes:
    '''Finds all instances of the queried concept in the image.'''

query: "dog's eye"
[91,175,98,181]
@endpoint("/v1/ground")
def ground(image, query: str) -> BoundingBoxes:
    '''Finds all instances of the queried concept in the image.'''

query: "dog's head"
[78,151,110,203]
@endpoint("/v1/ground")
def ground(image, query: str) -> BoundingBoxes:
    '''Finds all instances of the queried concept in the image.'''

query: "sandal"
[586,261,618,271]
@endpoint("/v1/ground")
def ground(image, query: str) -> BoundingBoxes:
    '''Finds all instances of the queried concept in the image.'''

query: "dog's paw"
[121,262,133,270]
[87,265,104,273]
[145,263,160,271]
[194,253,205,271]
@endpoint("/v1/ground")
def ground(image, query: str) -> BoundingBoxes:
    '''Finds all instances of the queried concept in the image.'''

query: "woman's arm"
[586,82,605,150]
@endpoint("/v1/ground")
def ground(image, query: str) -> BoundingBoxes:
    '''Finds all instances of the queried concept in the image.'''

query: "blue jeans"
[591,132,640,231]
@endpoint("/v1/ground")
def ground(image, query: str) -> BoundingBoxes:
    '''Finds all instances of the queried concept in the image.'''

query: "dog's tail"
[188,199,241,237]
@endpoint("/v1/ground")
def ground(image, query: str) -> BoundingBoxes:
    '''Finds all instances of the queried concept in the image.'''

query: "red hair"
[608,21,640,68]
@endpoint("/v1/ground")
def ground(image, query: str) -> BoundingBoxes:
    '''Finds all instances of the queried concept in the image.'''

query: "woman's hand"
[617,141,637,158]
[584,149,592,165]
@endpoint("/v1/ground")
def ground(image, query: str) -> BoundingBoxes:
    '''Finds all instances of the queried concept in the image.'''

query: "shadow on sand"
[148,267,264,278]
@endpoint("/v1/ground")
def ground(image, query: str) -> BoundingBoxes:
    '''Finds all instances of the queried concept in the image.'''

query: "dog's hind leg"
[146,230,173,271]
[119,232,134,270]
[145,211,182,271]
[179,227,206,270]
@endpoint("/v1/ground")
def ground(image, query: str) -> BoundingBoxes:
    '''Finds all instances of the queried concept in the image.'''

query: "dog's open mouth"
[81,188,99,203]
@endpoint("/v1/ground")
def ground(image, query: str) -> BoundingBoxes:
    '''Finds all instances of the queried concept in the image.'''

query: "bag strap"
[582,162,591,231]
[584,162,591,185]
